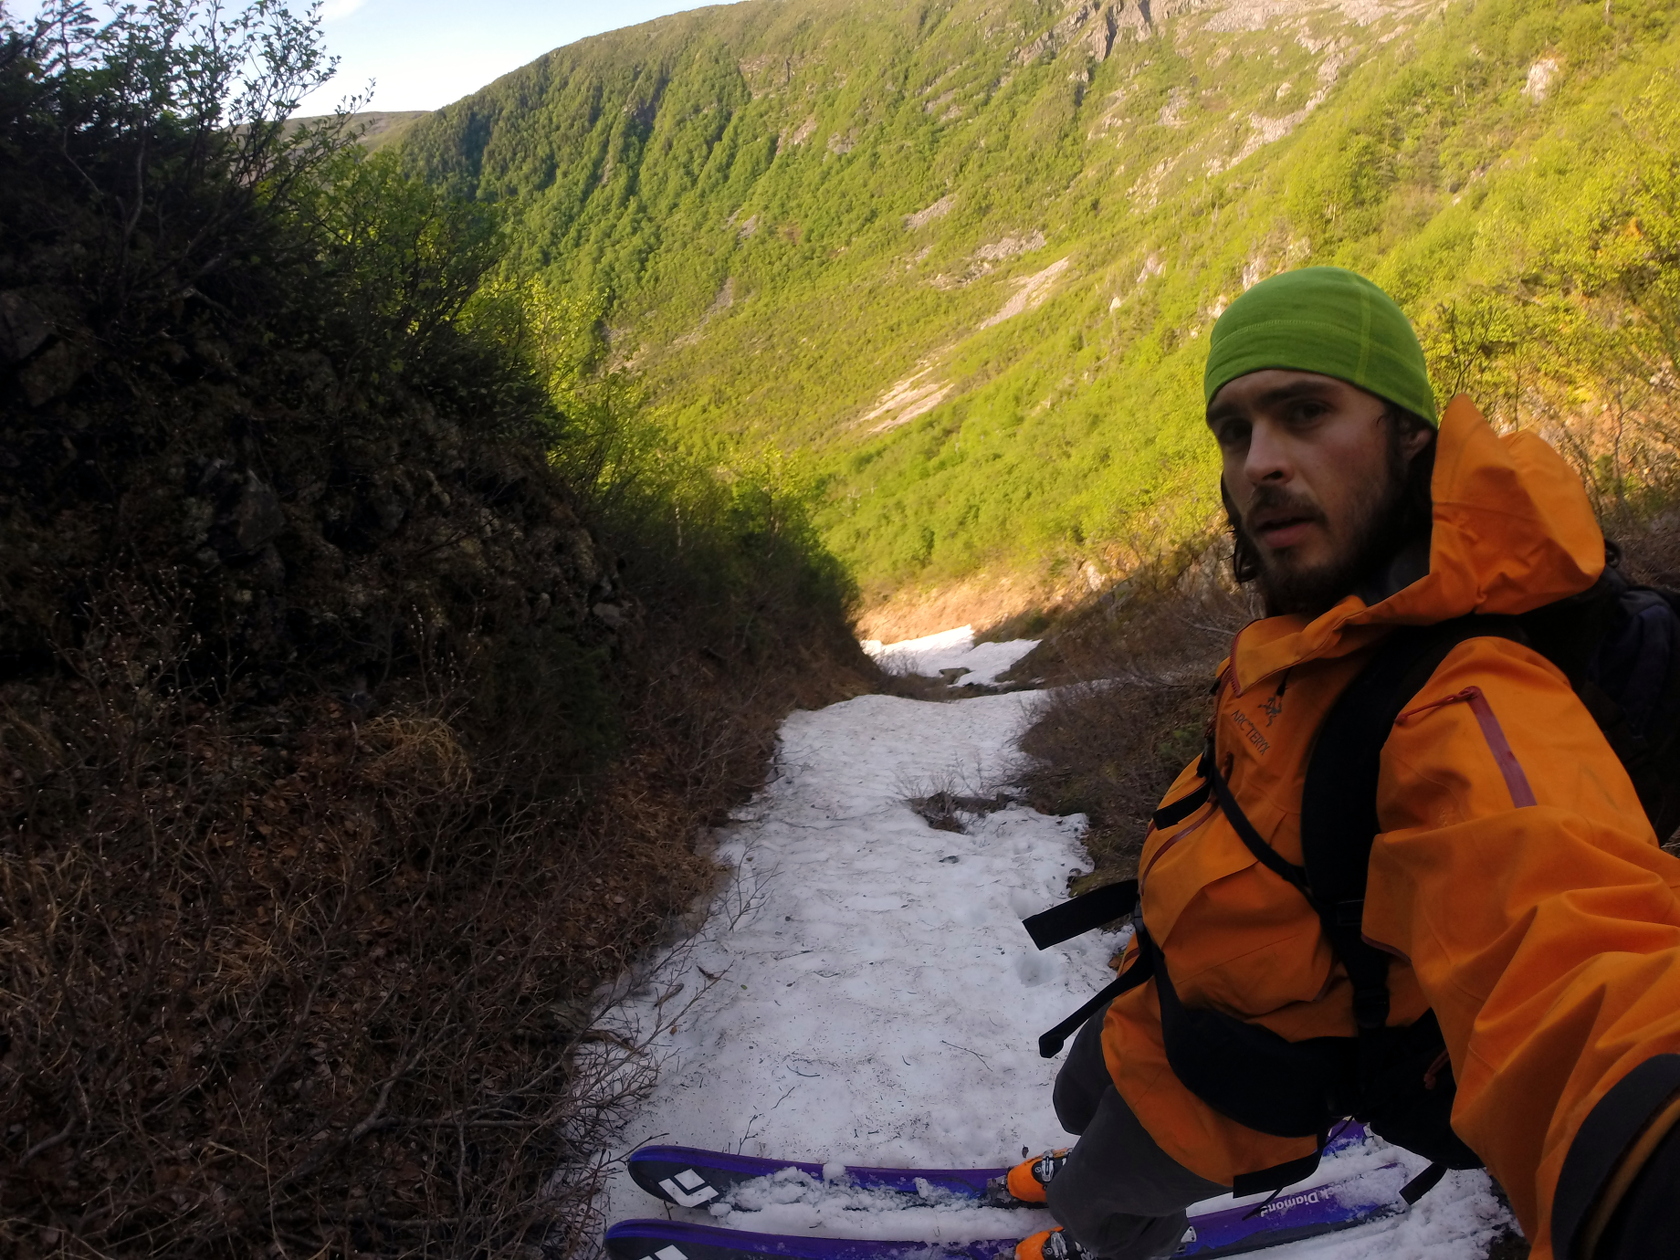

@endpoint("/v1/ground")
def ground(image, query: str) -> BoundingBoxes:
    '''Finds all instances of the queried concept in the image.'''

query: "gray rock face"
[0,290,50,363]
[196,463,288,560]
[229,477,286,555]
[18,339,83,405]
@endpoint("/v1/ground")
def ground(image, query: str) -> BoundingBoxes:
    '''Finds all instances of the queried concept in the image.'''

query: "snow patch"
[597,688,1106,1239]
[861,625,1039,686]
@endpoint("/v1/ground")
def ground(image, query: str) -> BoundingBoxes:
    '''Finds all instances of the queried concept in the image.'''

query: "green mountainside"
[399,0,1680,612]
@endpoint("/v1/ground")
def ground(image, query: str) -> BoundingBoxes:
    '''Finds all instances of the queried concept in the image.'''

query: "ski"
[629,1146,1009,1209]
[628,1126,1371,1211]
[606,1160,1408,1260]
[605,1219,1014,1260]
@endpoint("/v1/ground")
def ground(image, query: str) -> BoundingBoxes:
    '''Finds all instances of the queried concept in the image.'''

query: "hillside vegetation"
[399,0,1680,621]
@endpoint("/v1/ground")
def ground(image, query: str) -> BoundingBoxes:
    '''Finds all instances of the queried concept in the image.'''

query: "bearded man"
[1008,268,1680,1260]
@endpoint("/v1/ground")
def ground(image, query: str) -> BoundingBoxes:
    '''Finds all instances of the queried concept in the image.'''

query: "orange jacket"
[1102,396,1680,1258]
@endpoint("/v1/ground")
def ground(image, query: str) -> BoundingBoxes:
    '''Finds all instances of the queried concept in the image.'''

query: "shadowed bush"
[0,5,870,1257]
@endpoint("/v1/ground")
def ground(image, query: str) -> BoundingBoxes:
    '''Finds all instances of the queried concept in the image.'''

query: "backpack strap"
[1034,615,1525,1059]
[1201,739,1315,904]
[1022,878,1139,950]
[1037,946,1153,1058]
[1300,615,1525,1028]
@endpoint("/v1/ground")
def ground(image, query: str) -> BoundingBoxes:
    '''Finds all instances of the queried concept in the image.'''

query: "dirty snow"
[597,629,1517,1258]
[860,626,1040,686]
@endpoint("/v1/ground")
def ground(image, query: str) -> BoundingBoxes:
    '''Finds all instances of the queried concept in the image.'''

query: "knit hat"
[1202,266,1438,425]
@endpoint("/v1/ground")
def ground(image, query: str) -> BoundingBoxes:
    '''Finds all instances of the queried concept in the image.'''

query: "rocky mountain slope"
[400,0,1680,623]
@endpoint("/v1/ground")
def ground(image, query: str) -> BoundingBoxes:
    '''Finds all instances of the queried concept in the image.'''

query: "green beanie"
[1202,266,1437,425]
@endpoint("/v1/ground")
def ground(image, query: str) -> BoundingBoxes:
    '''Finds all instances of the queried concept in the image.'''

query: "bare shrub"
[1014,535,1257,886]
[0,559,859,1257]
[1618,509,1680,590]
[904,788,1017,834]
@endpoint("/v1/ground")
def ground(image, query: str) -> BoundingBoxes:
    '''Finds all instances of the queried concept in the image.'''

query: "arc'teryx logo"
[1229,709,1272,754]
[645,1246,688,1260]
[657,1168,719,1207]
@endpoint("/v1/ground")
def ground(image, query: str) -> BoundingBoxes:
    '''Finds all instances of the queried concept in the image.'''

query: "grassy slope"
[401,0,1680,607]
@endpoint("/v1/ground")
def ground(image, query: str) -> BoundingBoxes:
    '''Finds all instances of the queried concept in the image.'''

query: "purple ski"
[627,1126,1370,1211]
[607,1159,1408,1260]
[629,1146,1011,1208]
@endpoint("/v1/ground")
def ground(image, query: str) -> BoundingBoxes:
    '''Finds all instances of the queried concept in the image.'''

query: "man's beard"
[1226,428,1430,619]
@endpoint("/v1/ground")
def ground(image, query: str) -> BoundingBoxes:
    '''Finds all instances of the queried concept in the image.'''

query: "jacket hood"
[1230,394,1605,693]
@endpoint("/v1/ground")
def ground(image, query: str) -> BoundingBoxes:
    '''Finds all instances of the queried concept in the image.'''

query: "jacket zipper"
[1398,685,1538,808]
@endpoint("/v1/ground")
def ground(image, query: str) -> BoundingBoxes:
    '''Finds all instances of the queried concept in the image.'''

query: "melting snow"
[596,629,1517,1258]
[860,626,1040,685]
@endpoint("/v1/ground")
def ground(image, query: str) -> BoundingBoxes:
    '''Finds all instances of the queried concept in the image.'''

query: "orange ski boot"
[996,1149,1070,1205]
[1015,1228,1093,1260]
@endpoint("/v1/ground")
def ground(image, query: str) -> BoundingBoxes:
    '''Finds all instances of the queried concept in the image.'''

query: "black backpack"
[1025,552,1680,1200]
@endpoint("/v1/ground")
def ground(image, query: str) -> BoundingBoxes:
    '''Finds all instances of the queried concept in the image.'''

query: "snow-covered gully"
[597,633,1514,1259]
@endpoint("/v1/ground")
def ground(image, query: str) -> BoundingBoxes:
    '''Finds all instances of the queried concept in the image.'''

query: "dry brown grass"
[0,580,869,1259]
[0,22,880,1249]
[1011,535,1256,888]
[1617,509,1680,589]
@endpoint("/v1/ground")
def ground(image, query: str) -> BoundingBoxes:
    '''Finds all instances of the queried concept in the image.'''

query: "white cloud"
[319,0,369,20]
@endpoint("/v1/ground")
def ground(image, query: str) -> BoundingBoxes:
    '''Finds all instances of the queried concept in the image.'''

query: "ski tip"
[606,1219,722,1260]
[603,1220,661,1260]
[627,1147,734,1207]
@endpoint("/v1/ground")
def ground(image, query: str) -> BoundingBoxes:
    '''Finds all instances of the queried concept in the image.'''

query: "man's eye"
[1215,424,1249,447]
[1288,401,1327,423]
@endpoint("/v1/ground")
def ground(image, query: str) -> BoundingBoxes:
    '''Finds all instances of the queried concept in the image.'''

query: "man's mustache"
[1241,486,1327,535]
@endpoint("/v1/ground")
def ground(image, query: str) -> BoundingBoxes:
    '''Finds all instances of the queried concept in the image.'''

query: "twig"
[941,1040,993,1071]
[17,1115,78,1168]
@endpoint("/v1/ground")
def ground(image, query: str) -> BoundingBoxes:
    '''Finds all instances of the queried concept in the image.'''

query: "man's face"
[1206,369,1433,616]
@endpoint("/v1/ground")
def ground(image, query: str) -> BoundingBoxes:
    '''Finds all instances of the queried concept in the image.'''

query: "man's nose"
[1243,421,1292,484]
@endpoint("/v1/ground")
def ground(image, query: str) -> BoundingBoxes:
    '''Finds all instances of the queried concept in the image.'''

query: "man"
[1009,267,1680,1260]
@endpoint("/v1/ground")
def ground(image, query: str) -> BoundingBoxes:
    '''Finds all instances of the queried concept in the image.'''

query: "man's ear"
[1398,420,1434,463]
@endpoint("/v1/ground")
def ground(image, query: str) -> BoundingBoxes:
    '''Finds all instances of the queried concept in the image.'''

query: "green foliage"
[396,0,1680,602]
[302,149,505,347]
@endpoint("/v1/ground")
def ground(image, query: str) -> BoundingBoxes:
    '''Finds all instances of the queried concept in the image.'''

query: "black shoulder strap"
[1037,947,1153,1058]
[1202,739,1315,903]
[1022,879,1138,950]
[1026,880,1144,1057]
[1300,616,1525,1028]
